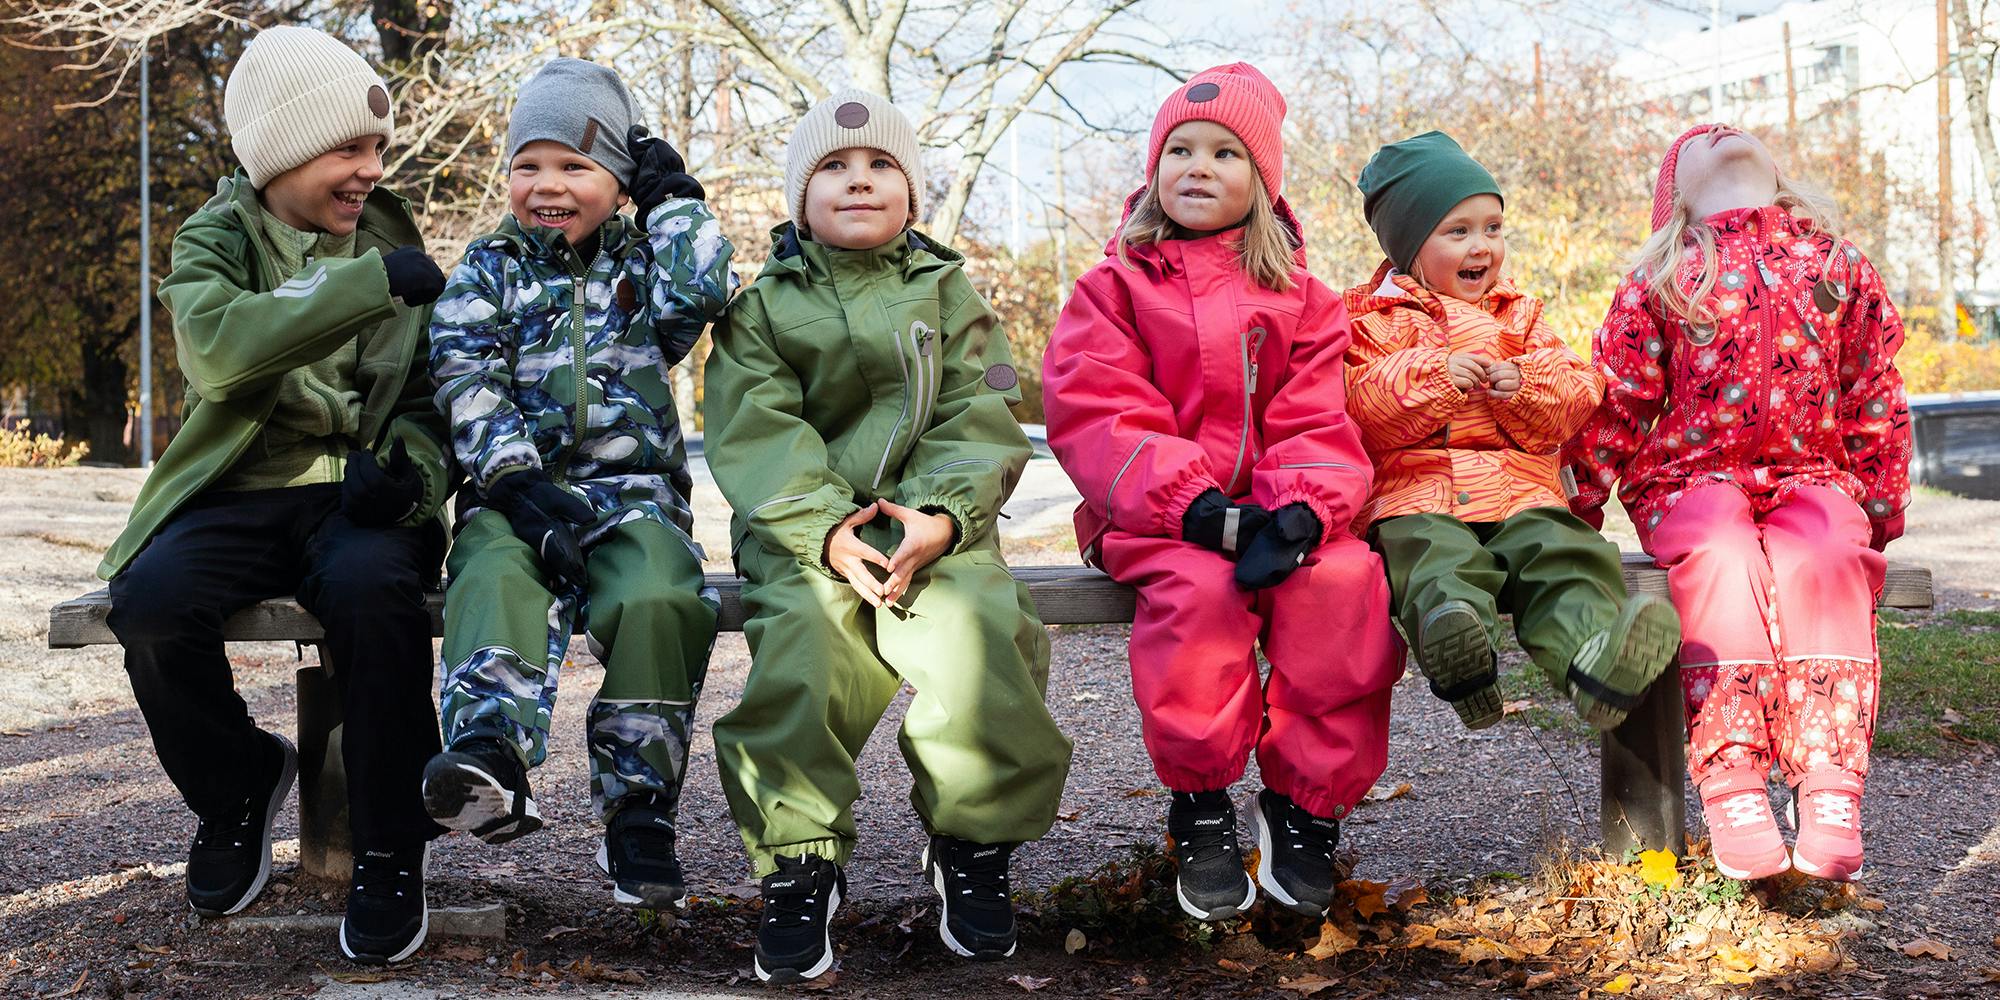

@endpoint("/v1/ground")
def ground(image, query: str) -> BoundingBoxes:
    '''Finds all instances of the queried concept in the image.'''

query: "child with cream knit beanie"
[704,90,1069,983]
[105,24,453,966]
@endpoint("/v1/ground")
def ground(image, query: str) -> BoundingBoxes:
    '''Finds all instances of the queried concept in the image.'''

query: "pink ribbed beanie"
[1146,63,1287,202]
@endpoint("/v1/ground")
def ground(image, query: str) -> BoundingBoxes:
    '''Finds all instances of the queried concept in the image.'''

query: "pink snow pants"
[1645,484,1886,787]
[1096,530,1403,819]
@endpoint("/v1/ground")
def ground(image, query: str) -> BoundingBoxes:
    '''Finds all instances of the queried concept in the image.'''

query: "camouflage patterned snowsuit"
[429,201,732,817]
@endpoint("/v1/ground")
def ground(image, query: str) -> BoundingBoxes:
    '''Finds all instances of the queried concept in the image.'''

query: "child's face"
[509,140,628,247]
[1413,194,1506,304]
[803,146,910,250]
[260,135,387,237]
[1673,125,1779,209]
[1155,120,1255,234]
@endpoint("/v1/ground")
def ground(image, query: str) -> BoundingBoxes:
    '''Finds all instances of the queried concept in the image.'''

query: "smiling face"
[1155,120,1256,235]
[508,139,627,246]
[802,146,911,250]
[260,135,387,237]
[1412,193,1506,303]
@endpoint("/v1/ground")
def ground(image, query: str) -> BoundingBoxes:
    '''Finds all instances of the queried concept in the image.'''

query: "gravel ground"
[1,468,1995,998]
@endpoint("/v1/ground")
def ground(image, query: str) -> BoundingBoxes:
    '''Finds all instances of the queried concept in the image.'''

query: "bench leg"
[296,657,352,881]
[1599,659,1687,857]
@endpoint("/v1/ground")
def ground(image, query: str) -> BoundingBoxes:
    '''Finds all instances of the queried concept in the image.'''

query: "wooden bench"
[48,558,1934,877]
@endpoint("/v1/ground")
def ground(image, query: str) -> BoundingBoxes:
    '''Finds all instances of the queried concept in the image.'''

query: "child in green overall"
[421,58,732,910]
[704,90,1072,983]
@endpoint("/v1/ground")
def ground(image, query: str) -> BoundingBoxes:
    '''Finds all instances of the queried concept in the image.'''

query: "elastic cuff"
[905,493,974,555]
[1161,476,1221,537]
[1155,753,1251,798]
[1419,356,1469,410]
[478,461,540,493]
[748,837,852,879]
[1273,489,1337,541]
[1270,783,1353,822]
[803,498,864,578]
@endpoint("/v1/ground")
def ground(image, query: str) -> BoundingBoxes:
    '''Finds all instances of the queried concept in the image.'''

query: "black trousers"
[107,484,447,848]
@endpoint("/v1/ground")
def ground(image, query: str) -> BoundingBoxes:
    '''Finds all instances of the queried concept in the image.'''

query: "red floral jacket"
[1561,205,1911,548]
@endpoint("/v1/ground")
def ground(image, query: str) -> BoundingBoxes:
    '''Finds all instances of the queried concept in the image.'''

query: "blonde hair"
[1116,168,1298,292]
[1632,171,1842,327]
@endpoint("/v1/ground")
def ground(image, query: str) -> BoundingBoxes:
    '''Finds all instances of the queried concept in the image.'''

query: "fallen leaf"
[1713,969,1757,985]
[1064,928,1086,954]
[1855,896,1888,912]
[1502,699,1535,715]
[1278,973,1343,995]
[134,943,171,955]
[1306,920,1361,960]
[1978,967,2000,983]
[1341,879,1390,919]
[1400,923,1440,949]
[542,925,583,942]
[1216,958,1256,975]
[1636,849,1681,890]
[1715,944,1758,972]
[1386,874,1428,912]
[1364,782,1413,803]
[1007,974,1053,991]
[801,970,838,990]
[1902,938,1953,960]
[1600,972,1636,993]
[1942,707,1966,726]
[1456,936,1524,964]
[1120,787,1161,798]
[48,971,88,997]
[1524,970,1563,990]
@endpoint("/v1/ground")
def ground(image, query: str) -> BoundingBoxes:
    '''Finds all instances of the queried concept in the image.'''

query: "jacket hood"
[215,169,420,249]
[1342,258,1522,321]
[756,221,963,284]
[1102,184,1309,270]
[475,211,643,264]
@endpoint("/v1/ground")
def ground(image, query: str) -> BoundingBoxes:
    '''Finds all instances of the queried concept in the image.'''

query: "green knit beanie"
[1356,131,1503,274]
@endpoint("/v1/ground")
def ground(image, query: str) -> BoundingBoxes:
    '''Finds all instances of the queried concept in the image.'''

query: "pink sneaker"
[1698,768,1792,880]
[1788,770,1865,881]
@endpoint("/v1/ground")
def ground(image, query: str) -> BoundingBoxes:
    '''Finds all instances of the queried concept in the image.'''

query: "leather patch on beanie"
[579,119,599,154]
[616,277,637,314]
[983,363,1019,391]
[835,102,870,129]
[1186,82,1221,103]
[367,85,391,119]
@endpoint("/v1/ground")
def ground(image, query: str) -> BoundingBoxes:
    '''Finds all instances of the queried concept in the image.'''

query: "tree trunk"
[1952,0,2000,232]
[74,324,133,465]
[372,0,454,66]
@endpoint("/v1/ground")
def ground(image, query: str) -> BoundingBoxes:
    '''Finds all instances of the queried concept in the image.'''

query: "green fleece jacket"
[98,171,452,580]
[702,224,1031,575]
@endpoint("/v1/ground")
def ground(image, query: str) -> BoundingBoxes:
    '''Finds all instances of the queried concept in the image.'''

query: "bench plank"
[47,560,1935,649]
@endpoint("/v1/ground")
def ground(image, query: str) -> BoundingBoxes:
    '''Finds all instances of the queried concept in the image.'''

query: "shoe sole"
[923,844,1018,960]
[339,845,431,964]
[1247,797,1328,917]
[192,733,298,918]
[1174,872,1256,922]
[1420,604,1501,729]
[752,881,841,984]
[422,758,541,844]
[1573,597,1682,731]
[594,841,689,911]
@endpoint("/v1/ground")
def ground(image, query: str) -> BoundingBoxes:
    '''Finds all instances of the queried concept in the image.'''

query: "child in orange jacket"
[1344,131,1680,731]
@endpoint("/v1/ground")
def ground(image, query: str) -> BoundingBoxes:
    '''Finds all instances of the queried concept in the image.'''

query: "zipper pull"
[917,326,934,356]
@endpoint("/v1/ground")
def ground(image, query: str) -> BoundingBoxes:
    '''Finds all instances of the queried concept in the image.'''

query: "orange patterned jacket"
[1342,263,1603,532]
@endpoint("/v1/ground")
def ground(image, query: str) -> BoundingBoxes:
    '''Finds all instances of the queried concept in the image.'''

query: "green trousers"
[713,527,1072,877]
[1369,507,1627,690]
[440,510,717,817]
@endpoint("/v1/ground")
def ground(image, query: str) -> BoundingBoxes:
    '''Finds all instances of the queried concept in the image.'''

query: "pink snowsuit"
[1562,205,1911,786]
[1042,201,1402,820]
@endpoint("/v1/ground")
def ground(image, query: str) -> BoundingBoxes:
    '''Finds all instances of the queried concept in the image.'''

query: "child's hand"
[826,502,892,607]
[1484,359,1522,401]
[877,499,956,605]
[1447,353,1489,395]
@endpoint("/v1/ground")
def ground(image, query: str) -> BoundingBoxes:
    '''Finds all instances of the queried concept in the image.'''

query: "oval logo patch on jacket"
[984,363,1018,391]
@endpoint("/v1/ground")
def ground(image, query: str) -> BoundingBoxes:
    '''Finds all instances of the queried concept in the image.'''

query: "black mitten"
[483,469,596,588]
[383,246,446,305]
[1233,503,1323,590]
[625,125,706,225]
[1180,488,1272,557]
[341,439,426,526]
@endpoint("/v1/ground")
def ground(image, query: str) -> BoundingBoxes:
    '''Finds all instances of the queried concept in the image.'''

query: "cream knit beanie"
[783,90,923,233]
[224,26,395,188]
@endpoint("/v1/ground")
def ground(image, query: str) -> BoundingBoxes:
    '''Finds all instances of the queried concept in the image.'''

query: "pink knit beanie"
[1146,63,1287,203]
[1651,123,1720,231]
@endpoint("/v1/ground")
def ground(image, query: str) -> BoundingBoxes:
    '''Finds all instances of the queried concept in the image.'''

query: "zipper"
[1107,433,1160,514]
[1748,252,1781,459]
[872,321,915,490]
[551,229,610,484]
[929,458,997,475]
[1278,462,1356,470]
[745,491,816,520]
[1224,326,1265,492]
[914,321,938,437]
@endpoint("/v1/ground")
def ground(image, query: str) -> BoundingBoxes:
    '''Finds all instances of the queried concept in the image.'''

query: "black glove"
[625,125,706,224]
[483,469,596,588]
[341,439,426,526]
[383,246,446,306]
[1234,503,1323,590]
[1180,488,1272,557]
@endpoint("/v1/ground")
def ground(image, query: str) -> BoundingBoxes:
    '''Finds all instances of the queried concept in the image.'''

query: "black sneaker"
[753,854,844,983]
[1418,600,1502,729]
[1166,790,1256,921]
[421,735,541,844]
[597,793,687,910]
[923,835,1018,959]
[339,843,429,964]
[1246,788,1339,916]
[187,731,297,916]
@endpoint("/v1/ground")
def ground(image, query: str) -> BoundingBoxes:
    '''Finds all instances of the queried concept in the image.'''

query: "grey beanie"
[507,58,643,187]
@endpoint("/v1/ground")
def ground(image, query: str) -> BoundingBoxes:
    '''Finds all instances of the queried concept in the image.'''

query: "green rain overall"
[703,225,1072,876]
[428,205,732,816]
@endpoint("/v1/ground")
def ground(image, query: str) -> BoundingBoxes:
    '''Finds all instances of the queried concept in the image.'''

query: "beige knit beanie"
[783,90,923,233]
[224,26,395,188]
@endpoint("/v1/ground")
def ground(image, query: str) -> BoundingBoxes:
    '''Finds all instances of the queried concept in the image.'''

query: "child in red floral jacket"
[1563,124,1911,883]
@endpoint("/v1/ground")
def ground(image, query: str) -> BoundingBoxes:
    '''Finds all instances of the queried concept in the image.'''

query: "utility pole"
[1532,42,1544,117]
[1939,0,1957,332]
[138,41,153,468]
[1782,21,1798,143]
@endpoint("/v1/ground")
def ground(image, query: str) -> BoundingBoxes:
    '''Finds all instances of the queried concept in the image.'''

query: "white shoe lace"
[1720,792,1770,829]
[1808,792,1855,830]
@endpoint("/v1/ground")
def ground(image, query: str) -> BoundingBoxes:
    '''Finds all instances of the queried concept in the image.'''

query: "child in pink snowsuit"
[1042,63,1401,922]
[1563,124,1911,882]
